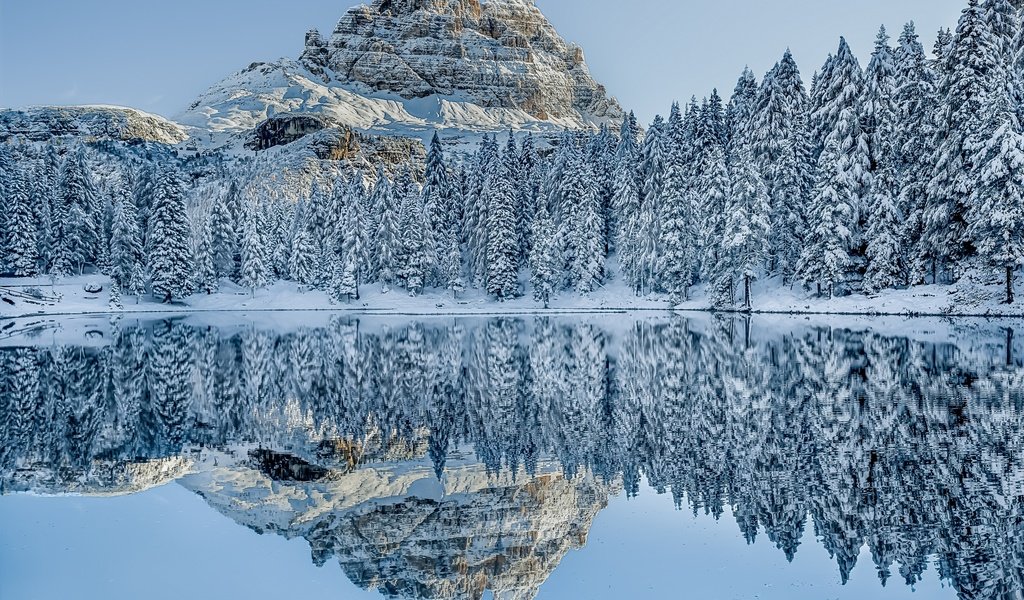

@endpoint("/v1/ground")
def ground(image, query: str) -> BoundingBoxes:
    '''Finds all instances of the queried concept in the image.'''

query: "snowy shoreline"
[6,273,1024,321]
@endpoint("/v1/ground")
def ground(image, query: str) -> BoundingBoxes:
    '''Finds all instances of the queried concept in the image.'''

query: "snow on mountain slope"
[176,0,623,149]
[0,105,188,145]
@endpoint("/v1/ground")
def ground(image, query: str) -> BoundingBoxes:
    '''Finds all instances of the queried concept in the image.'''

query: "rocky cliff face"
[307,0,620,122]
[176,0,622,148]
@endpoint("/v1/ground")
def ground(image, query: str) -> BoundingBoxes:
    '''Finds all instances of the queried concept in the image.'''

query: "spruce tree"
[894,22,939,283]
[530,198,558,308]
[373,173,401,293]
[723,150,771,309]
[239,200,270,296]
[109,177,146,299]
[613,114,642,280]
[193,211,218,294]
[4,162,39,276]
[634,116,666,295]
[209,186,237,280]
[798,137,853,297]
[660,103,698,302]
[971,110,1024,303]
[925,0,1001,281]
[51,148,98,275]
[289,228,318,285]
[149,168,195,303]
[484,142,520,300]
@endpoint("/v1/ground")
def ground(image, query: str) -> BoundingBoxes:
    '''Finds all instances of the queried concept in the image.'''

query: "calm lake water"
[1,314,1022,599]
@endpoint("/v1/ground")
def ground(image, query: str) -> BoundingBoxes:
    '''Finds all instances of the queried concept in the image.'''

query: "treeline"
[1,0,1022,308]
[3,316,1024,596]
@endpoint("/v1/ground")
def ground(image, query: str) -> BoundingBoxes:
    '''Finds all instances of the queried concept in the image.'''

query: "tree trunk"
[743,275,752,311]
[1006,266,1014,304]
[1006,327,1014,366]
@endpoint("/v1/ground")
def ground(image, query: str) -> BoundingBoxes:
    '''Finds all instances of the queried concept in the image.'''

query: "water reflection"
[2,316,1024,599]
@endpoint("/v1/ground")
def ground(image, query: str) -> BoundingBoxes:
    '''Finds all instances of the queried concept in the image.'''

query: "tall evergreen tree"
[485,142,520,300]
[613,113,642,277]
[108,177,146,299]
[723,150,771,309]
[209,186,237,279]
[530,198,558,308]
[925,0,1002,281]
[798,137,854,297]
[149,168,195,302]
[971,109,1024,303]
[633,116,666,295]
[193,211,218,294]
[4,162,38,276]
[238,199,270,295]
[372,173,401,293]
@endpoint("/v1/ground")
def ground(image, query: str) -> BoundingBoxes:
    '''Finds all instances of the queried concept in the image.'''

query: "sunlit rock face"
[315,0,621,123]
[177,0,621,146]
[182,456,614,600]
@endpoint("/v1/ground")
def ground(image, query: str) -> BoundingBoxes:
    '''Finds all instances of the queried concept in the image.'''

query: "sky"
[0,0,968,125]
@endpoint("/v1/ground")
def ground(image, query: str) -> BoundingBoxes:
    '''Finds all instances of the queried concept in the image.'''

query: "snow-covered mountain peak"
[177,0,621,149]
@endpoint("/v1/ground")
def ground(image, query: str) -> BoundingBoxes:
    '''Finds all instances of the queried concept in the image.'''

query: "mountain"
[0,105,188,145]
[175,0,622,150]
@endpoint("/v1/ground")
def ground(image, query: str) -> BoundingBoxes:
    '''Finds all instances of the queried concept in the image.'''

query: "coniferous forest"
[2,0,1023,309]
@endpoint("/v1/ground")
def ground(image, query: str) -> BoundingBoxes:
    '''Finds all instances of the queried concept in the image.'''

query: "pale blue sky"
[0,0,967,124]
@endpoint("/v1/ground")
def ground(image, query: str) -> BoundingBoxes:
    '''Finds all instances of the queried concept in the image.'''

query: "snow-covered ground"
[4,272,1024,320]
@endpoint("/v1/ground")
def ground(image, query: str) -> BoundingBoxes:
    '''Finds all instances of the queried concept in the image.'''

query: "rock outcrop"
[311,0,620,122]
[176,0,622,148]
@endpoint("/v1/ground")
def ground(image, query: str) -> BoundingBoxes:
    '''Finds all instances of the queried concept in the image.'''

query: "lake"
[1,313,1021,599]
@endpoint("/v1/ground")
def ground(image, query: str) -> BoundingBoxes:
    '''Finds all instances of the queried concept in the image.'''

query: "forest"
[1,0,1022,309]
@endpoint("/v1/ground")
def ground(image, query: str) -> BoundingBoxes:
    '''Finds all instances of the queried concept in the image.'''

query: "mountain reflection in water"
[2,315,1023,600]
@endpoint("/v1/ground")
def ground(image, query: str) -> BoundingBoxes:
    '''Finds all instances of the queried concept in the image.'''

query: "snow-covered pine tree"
[569,153,606,294]
[209,186,237,280]
[797,137,853,298]
[696,130,731,287]
[485,141,520,300]
[422,132,456,285]
[109,176,146,299]
[530,198,558,308]
[862,26,906,291]
[894,22,938,283]
[238,199,270,296]
[725,67,759,156]
[925,0,1002,282]
[4,160,39,276]
[193,210,217,294]
[660,102,698,302]
[149,168,195,303]
[400,193,435,297]
[518,133,541,258]
[864,160,905,293]
[31,146,59,273]
[588,125,617,255]
[613,113,642,278]
[466,136,498,288]
[51,148,98,275]
[970,106,1024,303]
[333,175,370,301]
[372,173,401,293]
[633,116,666,295]
[289,227,318,285]
[723,149,771,309]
